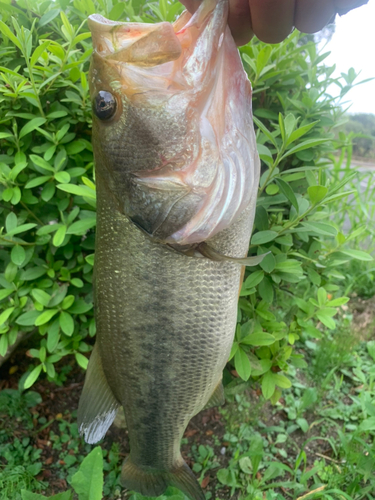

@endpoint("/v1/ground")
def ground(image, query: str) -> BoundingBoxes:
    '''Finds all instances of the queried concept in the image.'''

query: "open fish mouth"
[88,0,259,246]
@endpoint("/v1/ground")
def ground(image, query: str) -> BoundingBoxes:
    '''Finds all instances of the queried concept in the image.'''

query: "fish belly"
[94,179,255,472]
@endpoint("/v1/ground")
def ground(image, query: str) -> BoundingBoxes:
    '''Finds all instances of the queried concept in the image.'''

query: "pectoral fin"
[198,243,270,266]
[77,343,120,444]
[203,380,225,410]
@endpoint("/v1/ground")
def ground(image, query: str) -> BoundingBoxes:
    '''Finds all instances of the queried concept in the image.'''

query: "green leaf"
[317,287,327,306]
[71,278,84,288]
[338,249,373,262]
[262,372,275,399]
[54,171,71,183]
[30,41,50,67]
[19,118,47,139]
[20,267,47,281]
[307,185,328,205]
[358,417,375,432]
[16,310,41,326]
[272,373,291,389]
[250,358,272,376]
[242,271,264,292]
[278,113,286,145]
[75,352,89,370]
[68,300,93,314]
[260,252,275,273]
[0,132,13,139]
[53,225,67,247]
[71,446,103,500]
[265,184,279,195]
[274,259,302,273]
[85,254,95,266]
[6,223,37,237]
[6,212,17,232]
[286,120,319,146]
[5,261,17,282]
[301,221,337,237]
[67,217,96,235]
[316,310,336,330]
[275,178,299,212]
[59,312,74,336]
[234,348,251,381]
[62,295,75,310]
[0,335,8,357]
[11,245,26,266]
[241,332,275,346]
[258,277,274,303]
[60,11,74,38]
[47,321,60,353]
[367,341,375,362]
[23,365,43,390]
[32,289,51,307]
[282,138,328,159]
[251,230,278,245]
[0,20,22,50]
[328,297,349,307]
[34,309,59,326]
[297,418,309,433]
[253,116,278,149]
[0,289,13,301]
[38,8,61,27]
[228,341,238,361]
[29,154,55,173]
[57,184,96,199]
[25,175,52,189]
[0,306,15,326]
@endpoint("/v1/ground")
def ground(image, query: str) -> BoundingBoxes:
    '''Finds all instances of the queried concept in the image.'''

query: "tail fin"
[121,455,205,500]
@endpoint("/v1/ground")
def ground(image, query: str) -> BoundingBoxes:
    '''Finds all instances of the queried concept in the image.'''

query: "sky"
[323,0,375,115]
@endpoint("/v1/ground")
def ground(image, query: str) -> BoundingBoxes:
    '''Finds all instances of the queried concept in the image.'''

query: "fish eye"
[93,91,117,120]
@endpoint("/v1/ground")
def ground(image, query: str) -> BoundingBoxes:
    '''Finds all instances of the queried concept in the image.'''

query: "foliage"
[226,31,373,399]
[1,3,375,500]
[11,318,375,500]
[327,156,375,298]
[19,446,103,500]
[0,0,372,403]
[338,113,375,160]
[216,330,375,500]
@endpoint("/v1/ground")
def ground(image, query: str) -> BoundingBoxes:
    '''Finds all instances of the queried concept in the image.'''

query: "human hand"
[180,0,369,46]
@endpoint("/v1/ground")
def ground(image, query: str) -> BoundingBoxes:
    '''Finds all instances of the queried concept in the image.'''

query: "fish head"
[89,0,259,245]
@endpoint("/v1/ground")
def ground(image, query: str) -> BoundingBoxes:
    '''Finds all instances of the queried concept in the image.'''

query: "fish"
[77,0,260,498]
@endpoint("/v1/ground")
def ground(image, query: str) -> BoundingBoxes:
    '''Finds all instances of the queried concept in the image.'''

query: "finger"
[178,0,201,14]
[227,0,254,46]
[295,0,336,33]
[249,0,295,44]
[334,0,368,16]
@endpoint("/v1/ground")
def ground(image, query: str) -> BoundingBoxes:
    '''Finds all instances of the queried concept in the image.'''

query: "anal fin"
[77,343,120,444]
[203,380,225,410]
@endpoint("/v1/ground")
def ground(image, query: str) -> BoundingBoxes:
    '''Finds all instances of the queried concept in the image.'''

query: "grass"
[1,166,374,500]
[218,331,375,500]
[1,306,374,500]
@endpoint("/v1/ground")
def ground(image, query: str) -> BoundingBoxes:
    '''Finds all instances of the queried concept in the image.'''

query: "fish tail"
[121,455,205,500]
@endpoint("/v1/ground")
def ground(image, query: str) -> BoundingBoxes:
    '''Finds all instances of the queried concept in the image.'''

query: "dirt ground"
[1,296,375,499]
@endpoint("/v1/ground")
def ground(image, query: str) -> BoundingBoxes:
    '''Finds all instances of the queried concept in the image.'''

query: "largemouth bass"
[77,0,260,498]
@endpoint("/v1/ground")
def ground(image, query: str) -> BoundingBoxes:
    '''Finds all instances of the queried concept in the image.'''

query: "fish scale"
[95,178,254,468]
[77,0,260,497]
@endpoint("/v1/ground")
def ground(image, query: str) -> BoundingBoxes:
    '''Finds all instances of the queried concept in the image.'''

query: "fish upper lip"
[87,0,226,66]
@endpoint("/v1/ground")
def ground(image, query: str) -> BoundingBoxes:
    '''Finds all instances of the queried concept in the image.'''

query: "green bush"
[0,0,372,400]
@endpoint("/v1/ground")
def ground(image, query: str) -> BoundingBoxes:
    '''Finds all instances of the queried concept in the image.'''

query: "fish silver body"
[77,0,260,498]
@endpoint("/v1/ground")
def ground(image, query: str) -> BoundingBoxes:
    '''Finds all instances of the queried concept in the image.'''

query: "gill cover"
[88,0,259,246]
